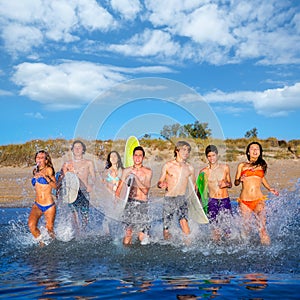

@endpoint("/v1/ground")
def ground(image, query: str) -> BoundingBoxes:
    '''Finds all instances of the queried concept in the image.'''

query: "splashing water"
[0,181,299,298]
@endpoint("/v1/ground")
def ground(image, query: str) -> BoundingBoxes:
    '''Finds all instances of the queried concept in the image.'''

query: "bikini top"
[106,172,120,183]
[31,176,49,186]
[241,168,264,178]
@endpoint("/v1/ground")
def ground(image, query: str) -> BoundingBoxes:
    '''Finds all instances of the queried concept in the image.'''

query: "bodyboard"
[59,172,80,204]
[124,136,139,168]
[187,177,209,224]
[118,174,134,211]
[196,171,209,214]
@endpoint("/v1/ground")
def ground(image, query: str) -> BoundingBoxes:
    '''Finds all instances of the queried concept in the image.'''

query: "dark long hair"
[105,151,123,169]
[246,142,267,173]
[33,150,55,175]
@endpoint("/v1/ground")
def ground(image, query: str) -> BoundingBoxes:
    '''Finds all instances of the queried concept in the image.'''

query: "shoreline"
[0,157,299,208]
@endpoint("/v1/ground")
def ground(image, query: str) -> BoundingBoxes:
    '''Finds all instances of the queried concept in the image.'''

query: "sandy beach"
[0,154,298,207]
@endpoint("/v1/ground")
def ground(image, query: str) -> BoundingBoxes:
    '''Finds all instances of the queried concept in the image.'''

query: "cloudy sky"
[0,0,299,145]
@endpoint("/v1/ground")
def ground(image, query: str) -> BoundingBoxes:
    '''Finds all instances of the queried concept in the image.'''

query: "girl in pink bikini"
[234,142,279,245]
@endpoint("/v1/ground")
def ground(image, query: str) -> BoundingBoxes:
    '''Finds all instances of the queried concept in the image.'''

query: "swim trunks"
[123,198,150,234]
[31,176,49,186]
[163,195,188,230]
[69,187,90,223]
[237,196,267,211]
[34,201,55,213]
[207,197,232,222]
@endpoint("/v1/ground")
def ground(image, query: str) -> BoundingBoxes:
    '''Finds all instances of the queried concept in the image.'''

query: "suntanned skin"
[235,143,279,245]
[59,142,96,229]
[28,151,57,245]
[116,149,152,245]
[199,148,232,241]
[157,144,195,239]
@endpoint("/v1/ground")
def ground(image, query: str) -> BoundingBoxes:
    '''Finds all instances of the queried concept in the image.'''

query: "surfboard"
[58,172,80,204]
[196,171,209,214]
[187,177,209,224]
[124,136,140,168]
[115,173,134,211]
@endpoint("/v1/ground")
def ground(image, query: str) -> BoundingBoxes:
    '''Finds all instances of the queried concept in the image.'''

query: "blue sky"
[0,0,300,146]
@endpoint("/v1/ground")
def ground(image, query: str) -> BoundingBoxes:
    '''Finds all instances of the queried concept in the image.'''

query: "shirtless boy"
[115,146,152,245]
[199,145,232,239]
[157,141,195,240]
[59,140,96,229]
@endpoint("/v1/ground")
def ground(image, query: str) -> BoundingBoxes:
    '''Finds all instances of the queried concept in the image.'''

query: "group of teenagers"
[28,139,279,247]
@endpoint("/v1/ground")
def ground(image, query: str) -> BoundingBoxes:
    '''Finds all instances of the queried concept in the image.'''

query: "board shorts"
[69,188,90,223]
[123,198,150,234]
[208,197,231,222]
[163,195,188,230]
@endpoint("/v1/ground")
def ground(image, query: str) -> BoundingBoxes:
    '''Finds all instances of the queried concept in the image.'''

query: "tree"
[160,121,211,139]
[183,121,211,139]
[245,127,258,138]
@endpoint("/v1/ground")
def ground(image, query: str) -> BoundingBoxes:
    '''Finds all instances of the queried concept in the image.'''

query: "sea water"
[0,181,299,299]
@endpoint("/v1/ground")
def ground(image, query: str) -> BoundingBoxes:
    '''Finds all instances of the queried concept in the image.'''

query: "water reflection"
[242,273,268,291]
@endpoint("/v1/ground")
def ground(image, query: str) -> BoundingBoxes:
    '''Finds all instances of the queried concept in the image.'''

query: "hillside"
[0,137,299,167]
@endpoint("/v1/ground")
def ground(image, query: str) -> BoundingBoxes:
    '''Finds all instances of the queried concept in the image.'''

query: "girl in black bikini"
[28,150,57,245]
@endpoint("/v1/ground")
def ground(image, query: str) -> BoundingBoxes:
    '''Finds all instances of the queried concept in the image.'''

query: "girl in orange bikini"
[234,142,279,245]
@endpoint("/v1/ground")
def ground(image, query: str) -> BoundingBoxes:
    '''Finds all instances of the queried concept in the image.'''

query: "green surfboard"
[196,171,209,214]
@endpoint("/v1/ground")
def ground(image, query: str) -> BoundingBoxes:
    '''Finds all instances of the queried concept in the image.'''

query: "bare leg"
[255,202,270,245]
[123,227,133,245]
[239,204,252,239]
[44,205,56,239]
[163,229,172,240]
[179,218,190,235]
[28,204,42,239]
[138,231,150,245]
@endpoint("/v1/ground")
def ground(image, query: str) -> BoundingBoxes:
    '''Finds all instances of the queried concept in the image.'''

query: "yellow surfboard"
[124,136,140,167]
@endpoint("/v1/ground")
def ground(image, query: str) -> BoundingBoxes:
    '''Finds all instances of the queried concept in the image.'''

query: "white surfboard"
[187,177,209,224]
[59,172,80,204]
[117,174,134,211]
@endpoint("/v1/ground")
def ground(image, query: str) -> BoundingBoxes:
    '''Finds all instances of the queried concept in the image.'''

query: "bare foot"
[163,229,172,240]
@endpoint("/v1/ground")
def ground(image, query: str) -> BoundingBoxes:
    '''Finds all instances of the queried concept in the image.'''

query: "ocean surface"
[0,180,299,299]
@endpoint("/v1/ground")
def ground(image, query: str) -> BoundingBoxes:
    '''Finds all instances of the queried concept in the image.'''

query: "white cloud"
[11,60,173,110]
[0,89,13,96]
[203,83,300,116]
[77,0,116,31]
[0,0,299,64]
[2,24,43,55]
[12,61,127,110]
[110,0,142,20]
[25,112,44,119]
[108,29,180,58]
[0,0,115,55]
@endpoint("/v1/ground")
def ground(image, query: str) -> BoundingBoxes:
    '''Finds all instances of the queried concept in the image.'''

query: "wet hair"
[133,146,145,157]
[105,151,124,169]
[246,141,267,173]
[174,141,191,158]
[71,140,86,154]
[33,150,55,175]
[205,144,218,157]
